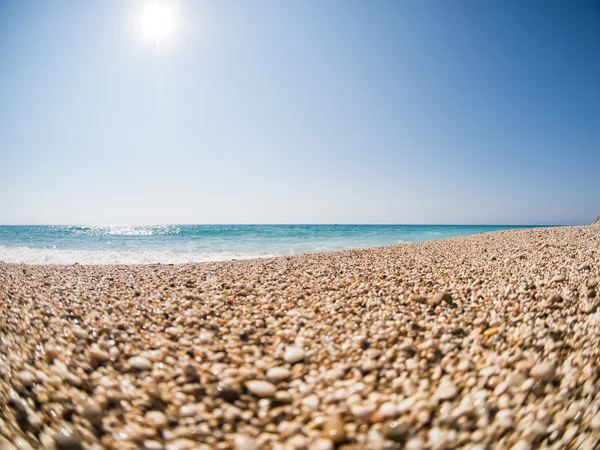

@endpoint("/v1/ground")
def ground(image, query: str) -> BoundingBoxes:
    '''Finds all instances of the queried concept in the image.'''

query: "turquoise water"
[0,225,544,264]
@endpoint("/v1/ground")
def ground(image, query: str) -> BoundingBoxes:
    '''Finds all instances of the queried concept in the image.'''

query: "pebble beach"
[1,225,599,450]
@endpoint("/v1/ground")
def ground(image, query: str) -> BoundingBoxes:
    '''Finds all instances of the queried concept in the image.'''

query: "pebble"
[284,346,305,363]
[435,379,458,400]
[178,404,200,418]
[89,346,110,361]
[287,434,308,449]
[552,274,566,283]
[430,292,452,307]
[143,440,163,450]
[234,434,260,450]
[246,380,277,398]
[410,293,426,303]
[18,370,35,387]
[382,418,411,442]
[302,394,320,410]
[310,438,334,450]
[547,293,562,303]
[77,398,103,425]
[164,439,196,450]
[350,403,376,421]
[406,437,425,450]
[267,366,291,381]
[128,356,152,371]
[530,362,556,381]
[428,427,446,447]
[53,426,83,450]
[511,440,532,450]
[216,384,241,402]
[322,414,346,444]
[145,411,168,429]
[165,326,184,337]
[73,327,89,339]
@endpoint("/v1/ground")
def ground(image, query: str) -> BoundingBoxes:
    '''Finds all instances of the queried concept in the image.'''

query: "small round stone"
[383,418,411,442]
[430,292,452,307]
[18,370,35,387]
[78,398,103,425]
[145,410,168,429]
[310,438,334,450]
[511,440,532,450]
[530,362,556,381]
[284,346,305,363]
[246,380,276,398]
[267,366,291,381]
[53,426,83,450]
[322,414,346,444]
[406,437,425,450]
[410,293,426,303]
[128,356,152,371]
[435,380,458,400]
[165,326,184,337]
[350,404,376,421]
[302,394,320,410]
[216,384,241,402]
[89,346,110,361]
[234,434,260,450]
[547,293,562,303]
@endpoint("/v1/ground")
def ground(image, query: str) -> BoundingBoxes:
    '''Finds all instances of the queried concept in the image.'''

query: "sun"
[141,1,175,47]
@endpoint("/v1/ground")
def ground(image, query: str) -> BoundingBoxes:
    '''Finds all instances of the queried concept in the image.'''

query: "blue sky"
[1,0,599,225]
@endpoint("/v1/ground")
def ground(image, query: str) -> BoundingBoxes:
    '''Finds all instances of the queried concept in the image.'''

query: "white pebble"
[302,394,320,410]
[234,434,260,450]
[310,439,334,450]
[246,380,276,398]
[511,440,532,450]
[165,326,184,336]
[128,356,152,371]
[350,403,376,421]
[267,366,291,381]
[145,411,168,429]
[284,346,305,363]
[435,380,458,400]
[406,437,425,450]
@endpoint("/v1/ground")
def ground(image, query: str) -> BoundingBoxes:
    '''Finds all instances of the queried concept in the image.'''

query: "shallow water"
[0,224,546,264]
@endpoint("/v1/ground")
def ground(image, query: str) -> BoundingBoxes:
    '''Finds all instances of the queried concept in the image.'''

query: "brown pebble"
[410,293,426,303]
[77,398,103,426]
[430,292,452,307]
[547,293,562,303]
[54,425,82,450]
[530,362,556,381]
[323,414,346,444]
[383,418,411,442]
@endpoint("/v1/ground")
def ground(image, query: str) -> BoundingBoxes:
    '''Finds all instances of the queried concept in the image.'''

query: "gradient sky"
[1,0,599,225]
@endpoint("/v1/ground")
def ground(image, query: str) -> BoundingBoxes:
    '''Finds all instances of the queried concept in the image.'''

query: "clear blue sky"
[1,0,599,225]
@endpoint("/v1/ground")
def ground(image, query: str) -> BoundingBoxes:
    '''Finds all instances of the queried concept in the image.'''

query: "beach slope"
[1,226,599,449]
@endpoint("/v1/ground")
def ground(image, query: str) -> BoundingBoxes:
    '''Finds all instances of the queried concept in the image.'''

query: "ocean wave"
[0,246,275,265]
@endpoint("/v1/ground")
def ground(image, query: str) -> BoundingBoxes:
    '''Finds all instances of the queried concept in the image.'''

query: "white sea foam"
[0,246,276,265]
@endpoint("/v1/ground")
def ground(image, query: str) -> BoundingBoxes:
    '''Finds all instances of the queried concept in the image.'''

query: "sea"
[0,224,545,265]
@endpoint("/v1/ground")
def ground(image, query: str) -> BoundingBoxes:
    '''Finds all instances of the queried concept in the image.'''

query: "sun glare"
[142,1,175,48]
